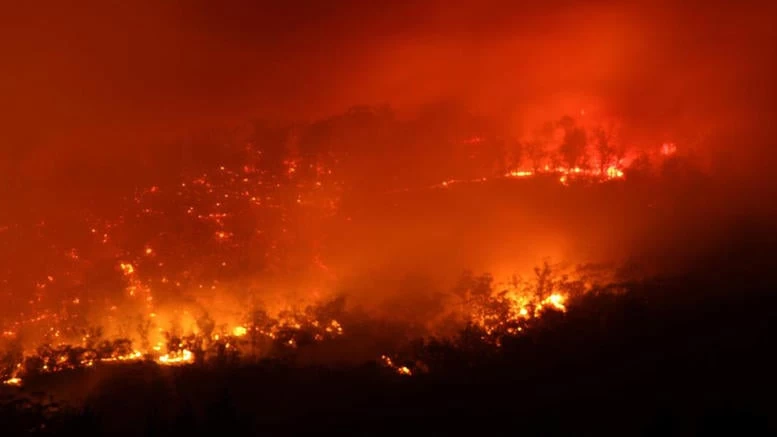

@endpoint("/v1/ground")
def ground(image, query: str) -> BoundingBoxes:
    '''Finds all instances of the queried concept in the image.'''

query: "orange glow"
[119,263,135,275]
[3,377,22,386]
[661,142,677,156]
[215,231,233,241]
[381,355,413,376]
[606,166,624,179]
[507,170,533,177]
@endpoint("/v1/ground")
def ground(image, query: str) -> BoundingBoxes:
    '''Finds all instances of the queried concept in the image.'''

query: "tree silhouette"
[524,140,547,172]
[505,138,524,171]
[246,307,277,359]
[0,340,23,380]
[593,126,617,173]
[558,116,588,168]
[534,261,554,301]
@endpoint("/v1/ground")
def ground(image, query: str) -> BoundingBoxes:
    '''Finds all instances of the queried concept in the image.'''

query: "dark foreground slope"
[2,224,776,436]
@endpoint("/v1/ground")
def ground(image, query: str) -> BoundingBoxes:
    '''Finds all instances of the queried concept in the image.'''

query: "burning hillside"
[0,107,701,387]
[2,1,776,433]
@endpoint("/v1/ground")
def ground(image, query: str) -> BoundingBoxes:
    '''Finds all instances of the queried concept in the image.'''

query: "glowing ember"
[3,377,22,386]
[606,166,624,179]
[507,170,534,177]
[119,263,135,275]
[381,355,412,376]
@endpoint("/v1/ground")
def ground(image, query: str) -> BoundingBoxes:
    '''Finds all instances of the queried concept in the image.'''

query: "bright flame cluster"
[381,355,412,376]
[158,349,194,366]
[506,165,624,183]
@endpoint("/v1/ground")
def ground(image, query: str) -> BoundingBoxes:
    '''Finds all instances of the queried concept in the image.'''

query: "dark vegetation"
[2,222,775,436]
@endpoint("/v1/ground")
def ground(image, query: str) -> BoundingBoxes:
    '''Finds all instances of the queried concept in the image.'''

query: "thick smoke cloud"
[2,1,775,192]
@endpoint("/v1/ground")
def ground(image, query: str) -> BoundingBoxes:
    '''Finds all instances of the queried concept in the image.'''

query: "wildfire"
[505,163,626,184]
[0,113,676,388]
[419,157,632,194]
[535,293,567,314]
[0,263,592,386]
[158,349,194,366]
[507,170,533,177]
[100,350,144,363]
[451,264,581,343]
[3,377,22,386]
[606,166,624,179]
[119,263,135,275]
[381,355,412,376]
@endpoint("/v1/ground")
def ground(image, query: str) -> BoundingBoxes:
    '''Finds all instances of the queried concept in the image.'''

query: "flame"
[100,350,144,363]
[0,118,672,385]
[536,293,567,314]
[158,349,194,366]
[381,355,413,376]
[3,377,22,386]
[605,166,624,179]
[0,268,583,383]
[119,263,135,275]
[506,162,627,184]
[507,170,534,177]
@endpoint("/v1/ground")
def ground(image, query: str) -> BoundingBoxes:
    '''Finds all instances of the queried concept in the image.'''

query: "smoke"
[3,1,775,185]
